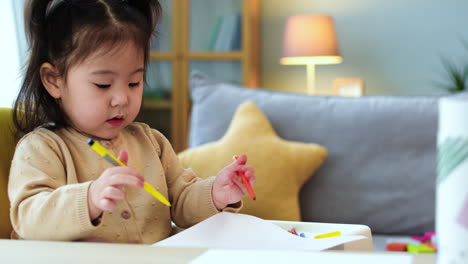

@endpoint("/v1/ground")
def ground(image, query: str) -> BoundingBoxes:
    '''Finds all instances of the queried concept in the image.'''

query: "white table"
[0,239,435,264]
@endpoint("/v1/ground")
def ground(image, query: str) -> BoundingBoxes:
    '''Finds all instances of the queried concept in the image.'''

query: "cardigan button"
[121,210,131,219]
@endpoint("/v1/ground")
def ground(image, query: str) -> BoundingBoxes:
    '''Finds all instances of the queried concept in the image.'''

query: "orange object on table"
[386,242,409,252]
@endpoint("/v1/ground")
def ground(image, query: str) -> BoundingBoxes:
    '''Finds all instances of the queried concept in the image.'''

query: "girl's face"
[56,42,144,139]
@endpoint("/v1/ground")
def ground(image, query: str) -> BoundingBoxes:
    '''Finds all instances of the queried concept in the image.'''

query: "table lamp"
[280,15,342,94]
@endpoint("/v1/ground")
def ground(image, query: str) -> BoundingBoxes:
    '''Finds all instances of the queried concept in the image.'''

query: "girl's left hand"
[212,154,256,210]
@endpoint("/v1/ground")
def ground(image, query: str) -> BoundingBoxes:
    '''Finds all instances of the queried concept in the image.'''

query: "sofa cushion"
[188,72,438,235]
[179,101,328,221]
[0,108,19,239]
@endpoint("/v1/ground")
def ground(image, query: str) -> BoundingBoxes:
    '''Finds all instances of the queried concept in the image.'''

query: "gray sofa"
[187,72,439,251]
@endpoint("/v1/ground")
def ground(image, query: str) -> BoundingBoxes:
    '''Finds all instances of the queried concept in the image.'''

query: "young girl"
[8,0,255,243]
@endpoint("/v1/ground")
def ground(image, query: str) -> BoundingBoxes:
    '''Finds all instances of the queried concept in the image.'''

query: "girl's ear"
[40,62,63,99]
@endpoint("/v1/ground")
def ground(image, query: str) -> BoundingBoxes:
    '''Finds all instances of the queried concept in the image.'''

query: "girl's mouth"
[107,116,124,127]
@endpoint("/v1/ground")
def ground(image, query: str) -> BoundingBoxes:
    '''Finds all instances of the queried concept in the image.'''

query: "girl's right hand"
[87,150,144,221]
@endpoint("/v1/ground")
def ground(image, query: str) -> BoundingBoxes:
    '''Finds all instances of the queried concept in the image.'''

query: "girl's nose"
[110,86,129,107]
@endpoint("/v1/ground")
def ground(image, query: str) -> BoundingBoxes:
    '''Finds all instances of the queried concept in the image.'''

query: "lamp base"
[306,64,316,94]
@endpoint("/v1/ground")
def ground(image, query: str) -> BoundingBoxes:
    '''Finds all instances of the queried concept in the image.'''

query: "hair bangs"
[66,22,149,72]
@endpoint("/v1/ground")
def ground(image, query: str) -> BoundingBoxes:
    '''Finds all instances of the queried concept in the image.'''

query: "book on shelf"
[207,13,241,51]
[207,16,222,51]
[231,13,241,51]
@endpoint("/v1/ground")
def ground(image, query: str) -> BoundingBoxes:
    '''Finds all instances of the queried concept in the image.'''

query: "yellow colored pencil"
[314,231,342,239]
[87,139,171,207]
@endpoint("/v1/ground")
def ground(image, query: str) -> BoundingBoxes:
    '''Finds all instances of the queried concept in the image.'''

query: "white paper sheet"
[153,212,366,251]
[189,249,413,264]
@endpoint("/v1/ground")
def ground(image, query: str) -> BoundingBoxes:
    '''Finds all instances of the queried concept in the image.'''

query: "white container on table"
[437,97,468,263]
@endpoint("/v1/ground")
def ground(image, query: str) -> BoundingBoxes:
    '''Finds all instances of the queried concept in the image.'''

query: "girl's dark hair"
[13,0,162,134]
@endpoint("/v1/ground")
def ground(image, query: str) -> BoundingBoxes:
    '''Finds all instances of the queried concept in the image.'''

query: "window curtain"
[12,0,27,66]
[0,0,25,107]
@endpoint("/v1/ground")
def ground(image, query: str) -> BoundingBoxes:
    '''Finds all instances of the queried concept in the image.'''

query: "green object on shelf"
[207,16,222,51]
[143,89,171,100]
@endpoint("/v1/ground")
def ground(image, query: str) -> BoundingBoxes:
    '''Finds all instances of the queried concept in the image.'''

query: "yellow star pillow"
[178,101,328,221]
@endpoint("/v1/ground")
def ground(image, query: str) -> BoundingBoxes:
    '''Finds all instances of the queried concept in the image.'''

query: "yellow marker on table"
[314,231,342,239]
[87,139,171,207]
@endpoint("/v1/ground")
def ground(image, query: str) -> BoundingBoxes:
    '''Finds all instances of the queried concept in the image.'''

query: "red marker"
[233,155,256,201]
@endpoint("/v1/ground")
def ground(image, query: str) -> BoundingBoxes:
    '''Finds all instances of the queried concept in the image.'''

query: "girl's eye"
[129,82,140,87]
[94,83,111,89]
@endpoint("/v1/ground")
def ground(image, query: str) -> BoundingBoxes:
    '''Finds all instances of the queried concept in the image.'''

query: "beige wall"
[261,0,468,95]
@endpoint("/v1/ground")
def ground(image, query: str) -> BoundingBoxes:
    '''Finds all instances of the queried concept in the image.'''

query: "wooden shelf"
[150,51,243,61]
[142,99,172,109]
[187,52,243,60]
[149,52,176,60]
[143,0,260,152]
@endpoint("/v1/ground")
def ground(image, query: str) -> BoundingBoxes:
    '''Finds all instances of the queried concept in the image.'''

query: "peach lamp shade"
[280,15,342,94]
